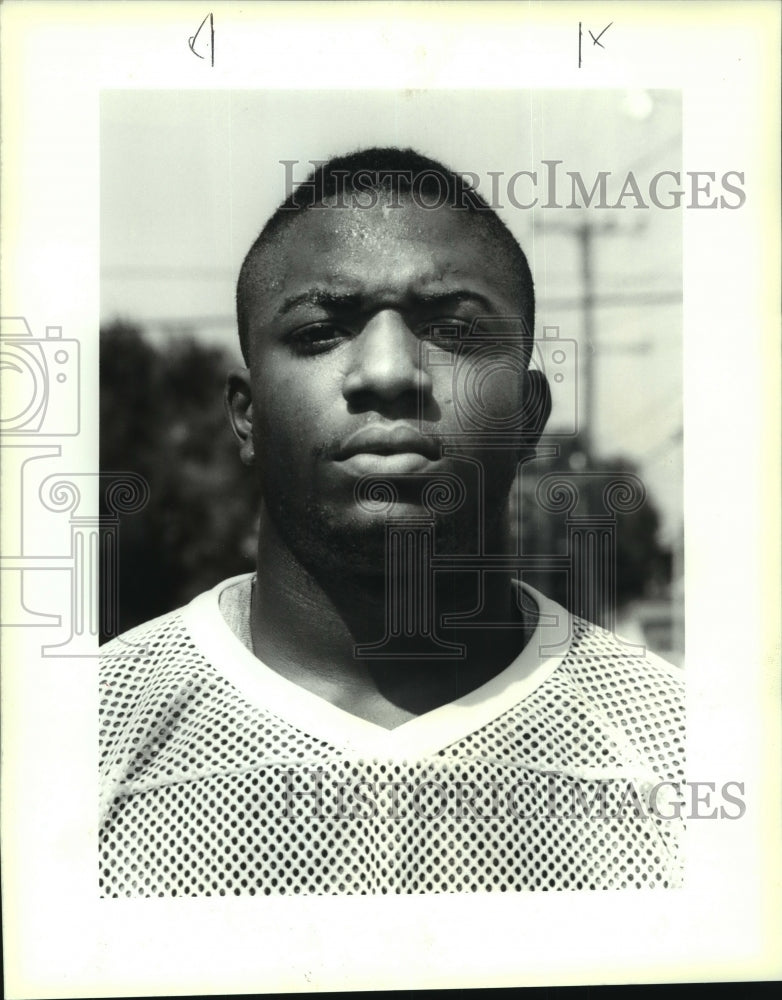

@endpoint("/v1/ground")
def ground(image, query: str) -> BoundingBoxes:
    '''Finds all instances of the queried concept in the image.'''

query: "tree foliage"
[512,437,672,615]
[100,321,259,639]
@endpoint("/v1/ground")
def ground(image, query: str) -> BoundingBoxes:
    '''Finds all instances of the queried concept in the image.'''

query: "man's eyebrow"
[277,288,496,316]
[415,290,495,311]
[277,289,363,316]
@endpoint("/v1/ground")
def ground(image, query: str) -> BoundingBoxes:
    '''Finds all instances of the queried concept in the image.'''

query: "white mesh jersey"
[100,574,685,896]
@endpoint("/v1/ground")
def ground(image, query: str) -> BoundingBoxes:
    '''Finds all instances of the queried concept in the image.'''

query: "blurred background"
[100,89,683,663]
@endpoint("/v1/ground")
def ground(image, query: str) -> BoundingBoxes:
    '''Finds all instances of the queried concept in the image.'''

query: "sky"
[100,88,682,542]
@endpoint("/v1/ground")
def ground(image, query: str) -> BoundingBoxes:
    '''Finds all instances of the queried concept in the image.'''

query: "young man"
[100,148,684,896]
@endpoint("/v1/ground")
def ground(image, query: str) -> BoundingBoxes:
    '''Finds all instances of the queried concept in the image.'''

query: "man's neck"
[250,512,536,729]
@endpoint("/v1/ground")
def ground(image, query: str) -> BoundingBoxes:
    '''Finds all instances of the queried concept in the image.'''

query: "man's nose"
[342,311,433,404]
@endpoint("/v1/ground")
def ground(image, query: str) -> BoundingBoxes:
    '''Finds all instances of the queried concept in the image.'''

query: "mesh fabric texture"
[99,576,685,896]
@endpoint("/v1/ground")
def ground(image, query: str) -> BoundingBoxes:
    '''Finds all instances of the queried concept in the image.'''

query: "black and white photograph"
[1,2,780,995]
[99,89,687,897]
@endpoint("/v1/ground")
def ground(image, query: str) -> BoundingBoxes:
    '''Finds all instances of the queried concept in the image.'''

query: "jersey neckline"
[182,573,573,759]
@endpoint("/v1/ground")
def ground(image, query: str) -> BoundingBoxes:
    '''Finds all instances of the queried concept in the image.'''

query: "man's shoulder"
[564,616,684,688]
[520,583,683,702]
[100,573,252,663]
[98,577,254,773]
[556,616,685,757]
[99,602,194,688]
[101,604,187,657]
[98,575,251,721]
[99,602,199,741]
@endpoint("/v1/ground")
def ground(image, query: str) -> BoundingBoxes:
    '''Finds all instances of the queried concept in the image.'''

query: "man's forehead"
[253,199,518,305]
[281,197,485,255]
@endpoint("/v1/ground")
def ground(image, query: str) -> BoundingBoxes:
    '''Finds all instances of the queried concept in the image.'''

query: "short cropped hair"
[236,147,535,364]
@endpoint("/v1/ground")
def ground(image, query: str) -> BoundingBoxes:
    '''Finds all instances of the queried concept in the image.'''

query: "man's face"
[236,196,544,577]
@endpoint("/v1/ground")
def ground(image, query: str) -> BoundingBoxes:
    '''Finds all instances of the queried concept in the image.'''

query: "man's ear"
[520,368,552,448]
[225,368,256,466]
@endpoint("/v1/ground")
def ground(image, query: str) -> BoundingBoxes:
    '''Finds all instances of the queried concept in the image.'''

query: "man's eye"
[421,318,474,349]
[287,323,348,356]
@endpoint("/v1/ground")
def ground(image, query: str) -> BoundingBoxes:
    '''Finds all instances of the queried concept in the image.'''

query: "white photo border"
[1,2,780,995]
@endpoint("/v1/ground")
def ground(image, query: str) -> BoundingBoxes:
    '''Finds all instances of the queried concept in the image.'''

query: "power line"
[609,387,683,436]
[638,427,684,463]
[541,290,681,310]
[537,219,629,456]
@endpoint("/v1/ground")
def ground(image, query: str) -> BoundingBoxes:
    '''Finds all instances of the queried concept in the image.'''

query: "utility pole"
[536,218,650,457]
[578,221,598,455]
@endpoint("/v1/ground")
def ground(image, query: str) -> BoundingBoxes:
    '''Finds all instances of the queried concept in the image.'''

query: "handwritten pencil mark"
[578,20,613,67]
[188,12,214,67]
[589,22,613,49]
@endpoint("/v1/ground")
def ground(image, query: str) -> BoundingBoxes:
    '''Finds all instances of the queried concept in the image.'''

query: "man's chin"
[274,506,390,581]
[269,493,497,583]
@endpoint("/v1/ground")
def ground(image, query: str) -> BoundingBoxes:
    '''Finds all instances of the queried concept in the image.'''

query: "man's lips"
[335,423,442,460]
[333,424,443,475]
